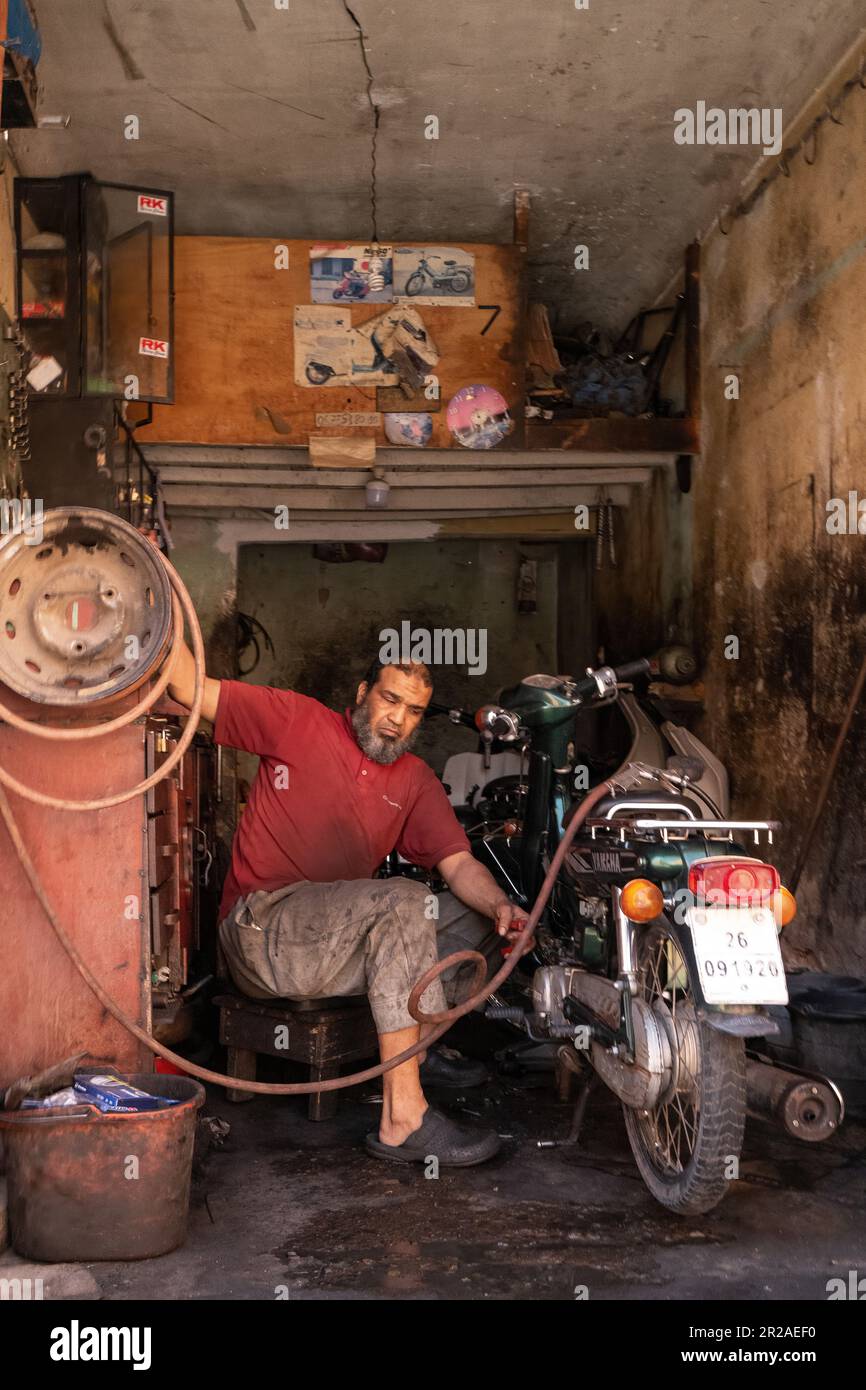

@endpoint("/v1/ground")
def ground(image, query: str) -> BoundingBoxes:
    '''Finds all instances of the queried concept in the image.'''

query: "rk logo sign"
[139,337,169,358]
[137,194,167,216]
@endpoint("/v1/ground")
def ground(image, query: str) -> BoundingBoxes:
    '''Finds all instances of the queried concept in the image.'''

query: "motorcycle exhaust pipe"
[746,1057,843,1142]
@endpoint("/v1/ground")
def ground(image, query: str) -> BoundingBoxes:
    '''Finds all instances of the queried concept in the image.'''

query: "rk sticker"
[383,413,433,447]
[309,243,393,303]
[394,246,475,305]
[137,194,168,216]
[139,336,169,358]
[446,385,513,449]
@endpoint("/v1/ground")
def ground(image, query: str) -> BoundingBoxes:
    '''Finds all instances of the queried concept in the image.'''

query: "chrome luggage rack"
[584,805,781,846]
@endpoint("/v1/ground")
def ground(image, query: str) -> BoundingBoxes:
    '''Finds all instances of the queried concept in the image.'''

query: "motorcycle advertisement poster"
[393,245,476,305]
[294,304,440,389]
[309,244,394,303]
[294,305,356,387]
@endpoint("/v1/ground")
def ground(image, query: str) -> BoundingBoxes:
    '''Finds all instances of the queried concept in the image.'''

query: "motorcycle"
[332,269,371,301]
[404,256,473,297]
[408,652,843,1214]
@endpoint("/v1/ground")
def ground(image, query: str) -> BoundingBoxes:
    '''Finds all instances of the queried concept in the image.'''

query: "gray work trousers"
[218,878,500,1034]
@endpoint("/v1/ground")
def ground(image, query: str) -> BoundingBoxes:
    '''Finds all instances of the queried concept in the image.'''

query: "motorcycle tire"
[622,920,746,1215]
[405,272,425,296]
[333,289,344,299]
[449,270,471,294]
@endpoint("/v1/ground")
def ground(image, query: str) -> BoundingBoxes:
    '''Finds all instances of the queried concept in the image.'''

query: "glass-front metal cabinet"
[15,174,174,402]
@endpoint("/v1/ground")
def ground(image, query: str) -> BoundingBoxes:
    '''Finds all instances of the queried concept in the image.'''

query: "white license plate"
[686,906,789,1005]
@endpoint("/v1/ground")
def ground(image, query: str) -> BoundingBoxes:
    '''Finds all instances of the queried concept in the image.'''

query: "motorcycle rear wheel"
[449,270,471,294]
[622,921,746,1215]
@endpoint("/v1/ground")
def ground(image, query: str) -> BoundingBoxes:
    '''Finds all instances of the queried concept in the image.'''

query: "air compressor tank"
[0,508,175,1089]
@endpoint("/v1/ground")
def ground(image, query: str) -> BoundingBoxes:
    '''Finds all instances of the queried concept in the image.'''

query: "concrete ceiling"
[13,0,866,332]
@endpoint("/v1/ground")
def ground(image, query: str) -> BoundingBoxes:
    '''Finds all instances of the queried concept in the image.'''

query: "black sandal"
[365,1105,501,1167]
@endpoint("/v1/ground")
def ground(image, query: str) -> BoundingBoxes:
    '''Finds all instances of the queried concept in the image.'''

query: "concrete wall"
[597,83,866,973]
[234,538,581,776]
[167,528,591,848]
[694,89,866,973]
[169,516,238,679]
[593,464,693,664]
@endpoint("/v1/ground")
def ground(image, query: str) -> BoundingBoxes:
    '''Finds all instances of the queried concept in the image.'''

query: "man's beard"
[351,699,419,765]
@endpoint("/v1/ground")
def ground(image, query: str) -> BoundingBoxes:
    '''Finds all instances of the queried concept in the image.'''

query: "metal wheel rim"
[0,506,172,705]
[631,925,703,1178]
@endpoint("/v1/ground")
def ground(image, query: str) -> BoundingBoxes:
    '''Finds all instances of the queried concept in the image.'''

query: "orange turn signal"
[620,878,663,922]
[776,885,797,928]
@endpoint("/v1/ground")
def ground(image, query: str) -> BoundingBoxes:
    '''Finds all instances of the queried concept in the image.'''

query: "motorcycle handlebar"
[569,657,652,702]
[613,657,653,684]
[425,701,477,730]
[426,657,652,727]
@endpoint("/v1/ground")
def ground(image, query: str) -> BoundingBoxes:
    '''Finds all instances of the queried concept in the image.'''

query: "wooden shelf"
[525,416,699,454]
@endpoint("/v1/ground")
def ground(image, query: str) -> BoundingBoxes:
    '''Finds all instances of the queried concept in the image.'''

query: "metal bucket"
[0,1074,204,1262]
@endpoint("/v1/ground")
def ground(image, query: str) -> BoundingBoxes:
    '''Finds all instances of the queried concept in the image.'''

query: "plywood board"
[132,238,522,448]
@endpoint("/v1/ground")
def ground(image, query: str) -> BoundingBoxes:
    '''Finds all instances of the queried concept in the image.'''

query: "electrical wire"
[717,51,866,234]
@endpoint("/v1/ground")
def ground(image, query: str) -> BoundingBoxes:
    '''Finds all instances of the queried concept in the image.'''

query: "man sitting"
[168,643,529,1167]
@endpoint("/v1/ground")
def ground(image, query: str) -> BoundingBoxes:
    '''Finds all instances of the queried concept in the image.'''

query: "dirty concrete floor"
[24,1023,861,1303]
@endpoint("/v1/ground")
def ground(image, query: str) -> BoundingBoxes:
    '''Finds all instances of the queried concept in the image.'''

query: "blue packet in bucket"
[74,1073,180,1113]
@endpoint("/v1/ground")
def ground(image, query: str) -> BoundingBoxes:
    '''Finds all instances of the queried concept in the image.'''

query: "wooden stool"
[214,991,378,1120]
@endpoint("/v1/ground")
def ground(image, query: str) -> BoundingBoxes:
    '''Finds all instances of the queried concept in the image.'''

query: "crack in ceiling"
[342,0,380,243]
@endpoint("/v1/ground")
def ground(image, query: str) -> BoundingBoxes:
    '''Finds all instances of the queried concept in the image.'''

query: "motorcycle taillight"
[688,856,780,907]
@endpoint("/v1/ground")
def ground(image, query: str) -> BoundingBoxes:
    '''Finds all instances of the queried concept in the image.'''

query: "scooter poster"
[393,245,476,305]
[309,244,394,303]
[294,305,356,387]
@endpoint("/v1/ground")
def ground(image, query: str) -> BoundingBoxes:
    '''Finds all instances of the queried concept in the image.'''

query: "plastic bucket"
[0,1073,204,1262]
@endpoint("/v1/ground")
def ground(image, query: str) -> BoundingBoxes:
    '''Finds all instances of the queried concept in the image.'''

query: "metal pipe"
[746,1058,843,1142]
[520,748,551,902]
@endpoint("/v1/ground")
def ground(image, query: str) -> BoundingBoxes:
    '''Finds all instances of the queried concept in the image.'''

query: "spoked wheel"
[449,270,471,294]
[622,921,746,1215]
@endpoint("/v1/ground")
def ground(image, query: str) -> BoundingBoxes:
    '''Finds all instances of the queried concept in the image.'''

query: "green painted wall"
[235,538,572,775]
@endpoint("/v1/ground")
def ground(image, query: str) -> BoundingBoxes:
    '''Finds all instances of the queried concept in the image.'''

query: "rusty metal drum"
[0,1074,204,1261]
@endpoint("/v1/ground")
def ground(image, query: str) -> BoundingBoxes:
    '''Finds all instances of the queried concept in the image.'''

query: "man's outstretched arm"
[167,638,222,723]
[437,850,532,947]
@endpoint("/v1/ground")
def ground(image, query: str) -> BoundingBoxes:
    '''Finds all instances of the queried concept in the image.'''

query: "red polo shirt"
[214,681,470,920]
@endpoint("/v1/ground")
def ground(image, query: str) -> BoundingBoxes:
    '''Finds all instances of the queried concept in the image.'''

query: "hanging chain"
[4,323,30,502]
[595,491,617,570]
